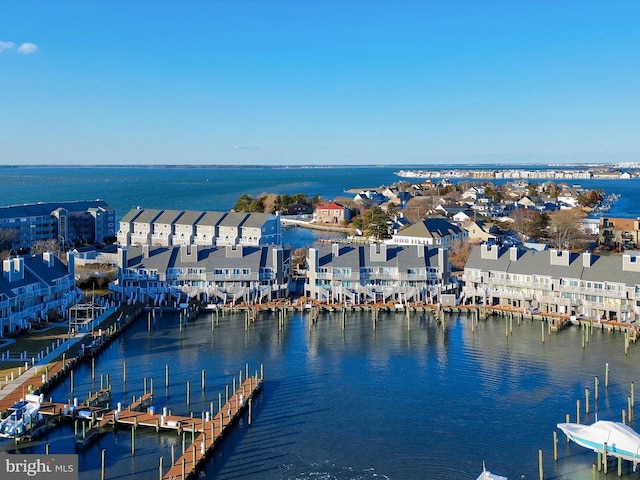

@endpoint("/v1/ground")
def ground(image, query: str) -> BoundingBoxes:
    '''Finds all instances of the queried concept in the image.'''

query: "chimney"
[583,252,592,268]
[306,248,319,280]
[225,244,243,258]
[438,248,449,276]
[417,244,425,258]
[3,257,24,282]
[332,243,340,257]
[181,244,198,262]
[370,243,388,262]
[549,249,571,266]
[43,251,55,268]
[623,253,640,272]
[480,244,499,260]
[509,246,519,262]
[143,244,150,258]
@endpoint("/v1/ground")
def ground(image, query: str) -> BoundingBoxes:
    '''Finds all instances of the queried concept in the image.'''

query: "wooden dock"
[162,374,262,480]
[36,371,263,478]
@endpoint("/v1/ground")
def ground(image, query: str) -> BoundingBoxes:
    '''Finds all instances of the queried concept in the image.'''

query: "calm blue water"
[1,165,640,479]
[1,165,639,220]
[4,310,640,480]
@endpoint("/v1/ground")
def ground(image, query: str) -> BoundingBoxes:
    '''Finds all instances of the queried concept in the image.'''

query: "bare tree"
[0,228,17,252]
[549,209,586,249]
[449,239,472,271]
[32,238,60,255]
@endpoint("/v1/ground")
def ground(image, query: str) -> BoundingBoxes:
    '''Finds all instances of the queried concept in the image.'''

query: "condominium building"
[463,244,640,322]
[0,200,116,250]
[0,252,80,337]
[305,243,455,304]
[109,244,291,306]
[117,208,281,247]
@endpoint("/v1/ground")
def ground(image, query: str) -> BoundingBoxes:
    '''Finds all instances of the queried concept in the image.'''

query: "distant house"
[464,220,499,244]
[284,203,313,216]
[389,217,466,248]
[315,202,350,225]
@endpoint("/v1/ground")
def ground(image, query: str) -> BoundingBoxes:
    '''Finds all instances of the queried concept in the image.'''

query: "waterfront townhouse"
[0,252,80,337]
[117,208,282,248]
[599,217,640,250]
[390,217,466,248]
[462,244,640,322]
[150,209,183,246]
[0,200,115,250]
[217,212,249,246]
[305,243,455,305]
[172,210,205,246]
[110,244,291,306]
[240,212,281,245]
[126,208,163,246]
[116,208,143,246]
[194,211,227,246]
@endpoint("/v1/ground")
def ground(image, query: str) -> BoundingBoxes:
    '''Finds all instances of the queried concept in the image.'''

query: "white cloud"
[0,41,16,52]
[17,43,38,55]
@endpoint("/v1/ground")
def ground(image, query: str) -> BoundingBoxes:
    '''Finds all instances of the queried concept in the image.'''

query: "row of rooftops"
[120,208,278,229]
[120,244,288,272]
[1,252,72,297]
[0,200,114,220]
[466,244,640,285]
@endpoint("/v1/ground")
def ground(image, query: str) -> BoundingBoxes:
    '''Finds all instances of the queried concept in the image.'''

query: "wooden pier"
[36,371,263,479]
[162,374,261,480]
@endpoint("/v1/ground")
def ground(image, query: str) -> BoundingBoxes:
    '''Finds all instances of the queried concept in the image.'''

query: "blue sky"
[1,1,638,166]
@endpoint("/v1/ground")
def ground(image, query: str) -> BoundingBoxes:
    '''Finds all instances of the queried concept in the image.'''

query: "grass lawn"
[0,324,72,385]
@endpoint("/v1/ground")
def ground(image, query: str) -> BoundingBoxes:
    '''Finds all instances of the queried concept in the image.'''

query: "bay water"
[5,308,640,480]
[1,166,640,479]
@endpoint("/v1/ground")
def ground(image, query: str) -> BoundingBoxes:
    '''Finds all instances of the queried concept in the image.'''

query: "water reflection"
[2,309,639,479]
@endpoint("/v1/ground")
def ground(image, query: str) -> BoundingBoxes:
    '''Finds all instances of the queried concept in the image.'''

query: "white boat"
[557,420,640,464]
[475,463,507,480]
[0,393,44,439]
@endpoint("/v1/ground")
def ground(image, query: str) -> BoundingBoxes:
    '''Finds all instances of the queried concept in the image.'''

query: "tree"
[0,228,16,253]
[449,239,472,271]
[548,209,586,249]
[510,209,549,241]
[233,194,254,212]
[405,197,437,223]
[32,239,59,255]
[362,207,390,240]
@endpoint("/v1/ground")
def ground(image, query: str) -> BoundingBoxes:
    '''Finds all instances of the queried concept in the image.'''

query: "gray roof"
[0,200,112,220]
[0,254,70,297]
[397,217,462,239]
[316,244,443,271]
[175,210,205,225]
[242,213,273,228]
[133,209,163,224]
[219,212,249,227]
[124,245,289,271]
[466,246,640,285]
[154,210,184,224]
[196,211,227,226]
[121,208,144,222]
